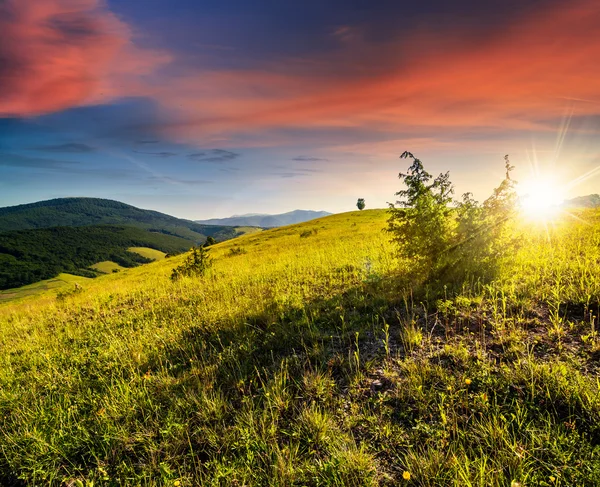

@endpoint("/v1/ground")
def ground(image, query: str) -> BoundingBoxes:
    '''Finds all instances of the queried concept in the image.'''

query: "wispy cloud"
[146,176,212,186]
[187,149,240,163]
[133,150,178,158]
[0,153,79,169]
[292,156,329,162]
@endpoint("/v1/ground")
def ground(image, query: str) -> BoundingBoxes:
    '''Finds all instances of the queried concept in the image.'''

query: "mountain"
[563,194,600,208]
[0,225,193,290]
[196,209,332,227]
[0,197,239,243]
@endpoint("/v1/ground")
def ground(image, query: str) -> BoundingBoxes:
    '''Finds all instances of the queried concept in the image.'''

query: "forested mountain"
[0,225,193,290]
[0,198,238,243]
[196,209,331,227]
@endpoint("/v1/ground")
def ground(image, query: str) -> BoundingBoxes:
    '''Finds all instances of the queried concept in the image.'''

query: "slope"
[1,209,600,485]
[196,209,331,227]
[0,197,240,243]
[0,225,193,289]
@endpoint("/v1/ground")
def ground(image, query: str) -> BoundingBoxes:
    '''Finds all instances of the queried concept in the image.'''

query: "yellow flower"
[174,481,181,487]
[465,378,472,385]
[403,471,411,480]
[549,476,556,482]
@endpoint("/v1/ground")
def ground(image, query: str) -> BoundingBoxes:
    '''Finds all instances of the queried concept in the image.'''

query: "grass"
[234,226,263,236]
[128,247,168,261]
[1,208,600,485]
[0,273,92,304]
[91,261,127,273]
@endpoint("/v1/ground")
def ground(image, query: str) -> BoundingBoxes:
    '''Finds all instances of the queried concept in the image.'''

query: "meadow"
[1,208,600,486]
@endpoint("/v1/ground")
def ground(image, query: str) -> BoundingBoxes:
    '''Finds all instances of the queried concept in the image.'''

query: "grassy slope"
[91,261,127,273]
[1,209,600,485]
[128,247,167,261]
[0,273,92,304]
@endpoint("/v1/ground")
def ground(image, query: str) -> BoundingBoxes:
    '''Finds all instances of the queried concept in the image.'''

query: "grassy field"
[128,247,168,261]
[0,273,92,305]
[1,209,600,485]
[91,261,128,273]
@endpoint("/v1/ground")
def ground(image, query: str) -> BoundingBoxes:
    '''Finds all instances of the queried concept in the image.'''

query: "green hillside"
[0,225,193,290]
[1,208,600,485]
[0,273,91,304]
[0,197,241,243]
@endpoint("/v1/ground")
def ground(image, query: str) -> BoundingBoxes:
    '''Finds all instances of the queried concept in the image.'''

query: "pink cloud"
[152,0,600,143]
[0,0,169,117]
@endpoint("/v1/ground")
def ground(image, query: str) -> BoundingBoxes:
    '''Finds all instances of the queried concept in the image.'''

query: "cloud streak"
[187,150,240,163]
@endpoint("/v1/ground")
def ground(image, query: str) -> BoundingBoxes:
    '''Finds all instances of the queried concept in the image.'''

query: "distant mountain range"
[0,197,240,243]
[196,210,332,227]
[563,194,600,208]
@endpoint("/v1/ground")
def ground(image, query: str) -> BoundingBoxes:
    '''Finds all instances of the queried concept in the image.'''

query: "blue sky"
[1,0,600,219]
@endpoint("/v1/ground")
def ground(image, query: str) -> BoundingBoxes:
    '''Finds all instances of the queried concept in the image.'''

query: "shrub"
[300,229,318,238]
[203,236,217,247]
[388,151,518,285]
[170,246,213,281]
[227,246,247,256]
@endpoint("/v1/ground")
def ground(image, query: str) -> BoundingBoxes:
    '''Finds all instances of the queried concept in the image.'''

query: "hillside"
[0,225,192,290]
[1,209,600,485]
[0,197,240,243]
[196,209,331,227]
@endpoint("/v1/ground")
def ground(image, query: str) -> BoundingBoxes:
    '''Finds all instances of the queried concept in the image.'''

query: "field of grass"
[128,247,168,261]
[1,209,600,485]
[234,226,263,236]
[91,261,127,273]
[0,273,92,305]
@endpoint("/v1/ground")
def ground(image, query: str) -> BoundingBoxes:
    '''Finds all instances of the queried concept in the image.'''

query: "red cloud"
[154,0,600,143]
[0,0,169,117]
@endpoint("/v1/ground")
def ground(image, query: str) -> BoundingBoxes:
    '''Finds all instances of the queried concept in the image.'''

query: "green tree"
[203,236,217,247]
[356,198,366,210]
[387,151,455,278]
[171,246,213,281]
[388,152,519,284]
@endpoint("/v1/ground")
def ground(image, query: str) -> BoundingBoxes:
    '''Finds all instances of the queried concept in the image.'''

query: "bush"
[170,247,213,281]
[388,151,518,285]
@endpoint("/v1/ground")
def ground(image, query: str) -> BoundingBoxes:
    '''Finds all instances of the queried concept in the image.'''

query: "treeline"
[0,225,193,290]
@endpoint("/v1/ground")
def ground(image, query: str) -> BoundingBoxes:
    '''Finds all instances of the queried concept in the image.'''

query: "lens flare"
[519,179,565,220]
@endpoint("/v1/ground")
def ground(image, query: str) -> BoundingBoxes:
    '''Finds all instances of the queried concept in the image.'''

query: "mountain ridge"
[196,209,332,227]
[0,197,239,243]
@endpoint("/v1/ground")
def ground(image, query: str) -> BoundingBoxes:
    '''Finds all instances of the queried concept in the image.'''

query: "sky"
[1,0,600,219]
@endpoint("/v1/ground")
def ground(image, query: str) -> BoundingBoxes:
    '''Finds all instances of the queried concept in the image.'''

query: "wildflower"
[447,385,452,391]
[403,471,411,480]
[174,481,181,487]
[549,476,556,482]
[465,378,472,385]
[511,481,521,487]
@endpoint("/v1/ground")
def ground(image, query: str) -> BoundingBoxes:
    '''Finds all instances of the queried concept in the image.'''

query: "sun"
[518,178,565,220]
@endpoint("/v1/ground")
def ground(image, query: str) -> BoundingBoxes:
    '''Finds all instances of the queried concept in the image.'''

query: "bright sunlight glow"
[519,178,565,220]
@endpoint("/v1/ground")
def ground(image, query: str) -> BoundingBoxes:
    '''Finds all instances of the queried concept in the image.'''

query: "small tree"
[356,198,366,210]
[203,236,217,247]
[387,151,455,277]
[388,151,518,284]
[170,246,213,281]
